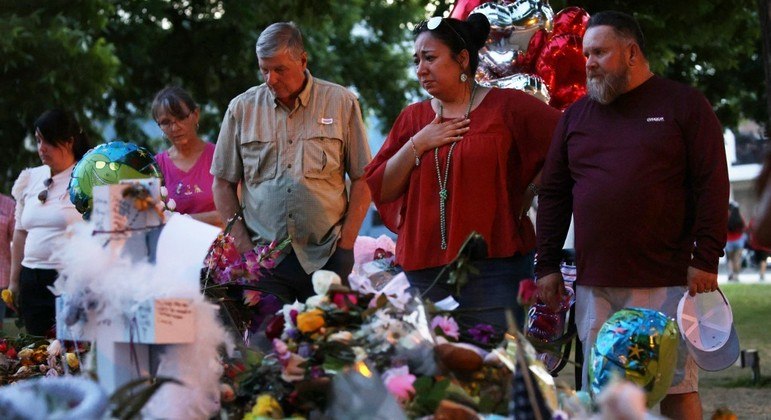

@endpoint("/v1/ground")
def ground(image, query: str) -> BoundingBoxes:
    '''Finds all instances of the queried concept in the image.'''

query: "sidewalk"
[717,271,768,284]
[717,257,768,284]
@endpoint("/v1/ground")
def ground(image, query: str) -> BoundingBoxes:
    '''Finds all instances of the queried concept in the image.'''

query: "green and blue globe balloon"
[69,141,163,218]
[588,307,679,407]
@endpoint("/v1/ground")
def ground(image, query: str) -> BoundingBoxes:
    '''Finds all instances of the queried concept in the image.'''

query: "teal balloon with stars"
[69,141,163,218]
[588,307,679,408]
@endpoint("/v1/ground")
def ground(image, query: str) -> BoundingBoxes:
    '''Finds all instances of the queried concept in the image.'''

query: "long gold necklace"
[435,82,478,250]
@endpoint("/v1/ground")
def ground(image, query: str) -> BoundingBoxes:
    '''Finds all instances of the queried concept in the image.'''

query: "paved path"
[717,256,769,284]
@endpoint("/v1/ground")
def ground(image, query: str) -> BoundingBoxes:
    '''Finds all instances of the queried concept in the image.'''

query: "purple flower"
[285,328,301,340]
[468,323,496,344]
[430,315,460,340]
[308,365,325,379]
[297,342,314,359]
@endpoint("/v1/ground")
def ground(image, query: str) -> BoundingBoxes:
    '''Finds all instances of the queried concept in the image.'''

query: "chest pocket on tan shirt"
[303,126,344,179]
[241,137,278,184]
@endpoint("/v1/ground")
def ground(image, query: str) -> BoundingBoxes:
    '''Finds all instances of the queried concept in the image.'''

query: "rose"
[296,309,325,334]
[331,292,358,310]
[265,315,286,340]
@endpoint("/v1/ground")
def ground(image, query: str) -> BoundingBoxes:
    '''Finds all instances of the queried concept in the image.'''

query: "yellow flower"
[245,394,283,419]
[1,289,13,307]
[296,309,325,333]
[66,353,79,370]
[17,348,34,360]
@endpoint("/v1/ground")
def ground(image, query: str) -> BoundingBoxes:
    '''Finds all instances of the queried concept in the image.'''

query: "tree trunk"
[761,0,771,138]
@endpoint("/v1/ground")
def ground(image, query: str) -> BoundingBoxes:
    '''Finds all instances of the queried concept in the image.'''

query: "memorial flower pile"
[0,336,88,385]
[226,270,520,418]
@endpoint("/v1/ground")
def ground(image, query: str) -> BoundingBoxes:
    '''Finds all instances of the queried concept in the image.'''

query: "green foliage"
[0,0,119,192]
[407,376,452,415]
[0,0,428,193]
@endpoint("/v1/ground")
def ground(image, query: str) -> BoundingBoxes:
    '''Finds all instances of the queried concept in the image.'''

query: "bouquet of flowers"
[201,219,291,339]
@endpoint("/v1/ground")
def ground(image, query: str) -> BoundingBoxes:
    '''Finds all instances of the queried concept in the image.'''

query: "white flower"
[312,270,341,296]
[282,300,305,328]
[328,331,353,344]
[160,186,168,198]
[352,346,368,362]
[47,340,63,357]
[305,295,326,308]
[166,198,177,211]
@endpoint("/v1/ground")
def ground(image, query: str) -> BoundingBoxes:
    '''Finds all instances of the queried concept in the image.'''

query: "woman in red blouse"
[364,14,561,330]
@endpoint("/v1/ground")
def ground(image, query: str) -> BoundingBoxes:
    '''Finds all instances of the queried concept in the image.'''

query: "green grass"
[700,283,771,388]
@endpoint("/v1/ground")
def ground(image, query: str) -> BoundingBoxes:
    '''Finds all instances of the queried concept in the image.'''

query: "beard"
[586,66,631,105]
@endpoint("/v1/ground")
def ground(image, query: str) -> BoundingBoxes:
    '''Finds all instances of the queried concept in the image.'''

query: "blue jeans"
[405,252,534,331]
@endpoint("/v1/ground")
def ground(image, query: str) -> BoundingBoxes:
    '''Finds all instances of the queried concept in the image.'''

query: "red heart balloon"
[535,33,587,110]
[521,28,548,73]
[450,0,487,20]
[552,6,590,37]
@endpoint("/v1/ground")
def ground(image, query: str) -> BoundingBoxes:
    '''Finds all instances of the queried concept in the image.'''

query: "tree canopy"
[0,0,767,193]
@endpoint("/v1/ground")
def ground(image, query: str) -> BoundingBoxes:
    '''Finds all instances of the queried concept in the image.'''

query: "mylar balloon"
[588,307,679,408]
[450,0,486,20]
[472,0,554,77]
[551,6,590,38]
[70,141,163,217]
[477,73,550,104]
[534,33,587,110]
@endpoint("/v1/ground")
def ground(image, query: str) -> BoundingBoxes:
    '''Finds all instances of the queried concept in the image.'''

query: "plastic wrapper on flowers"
[351,234,401,292]
[0,376,108,419]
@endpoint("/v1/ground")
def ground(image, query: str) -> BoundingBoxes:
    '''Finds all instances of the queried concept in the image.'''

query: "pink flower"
[431,315,460,340]
[273,339,291,365]
[382,366,416,402]
[332,292,358,309]
[243,290,262,306]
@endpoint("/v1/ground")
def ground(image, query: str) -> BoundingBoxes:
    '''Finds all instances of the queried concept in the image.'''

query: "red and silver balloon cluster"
[451,0,590,110]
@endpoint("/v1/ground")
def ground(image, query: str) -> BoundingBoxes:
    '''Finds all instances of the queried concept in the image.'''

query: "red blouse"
[365,88,561,270]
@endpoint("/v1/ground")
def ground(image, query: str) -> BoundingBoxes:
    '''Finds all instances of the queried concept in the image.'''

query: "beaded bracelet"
[528,182,539,195]
[409,137,420,167]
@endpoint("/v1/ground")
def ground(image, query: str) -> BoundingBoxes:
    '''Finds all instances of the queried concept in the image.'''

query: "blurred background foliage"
[0,0,767,193]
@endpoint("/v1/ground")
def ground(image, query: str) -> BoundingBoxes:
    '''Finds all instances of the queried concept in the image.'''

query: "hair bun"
[465,13,491,50]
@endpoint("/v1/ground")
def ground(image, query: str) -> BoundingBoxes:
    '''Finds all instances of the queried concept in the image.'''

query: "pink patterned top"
[155,142,216,215]
[0,194,14,288]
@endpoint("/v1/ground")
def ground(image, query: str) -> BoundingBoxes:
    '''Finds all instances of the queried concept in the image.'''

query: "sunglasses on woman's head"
[38,177,53,203]
[425,16,466,49]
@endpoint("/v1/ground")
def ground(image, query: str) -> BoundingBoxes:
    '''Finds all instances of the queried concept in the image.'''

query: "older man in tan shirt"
[212,21,371,303]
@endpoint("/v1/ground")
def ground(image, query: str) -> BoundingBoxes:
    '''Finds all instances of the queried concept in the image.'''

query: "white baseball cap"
[676,289,740,371]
